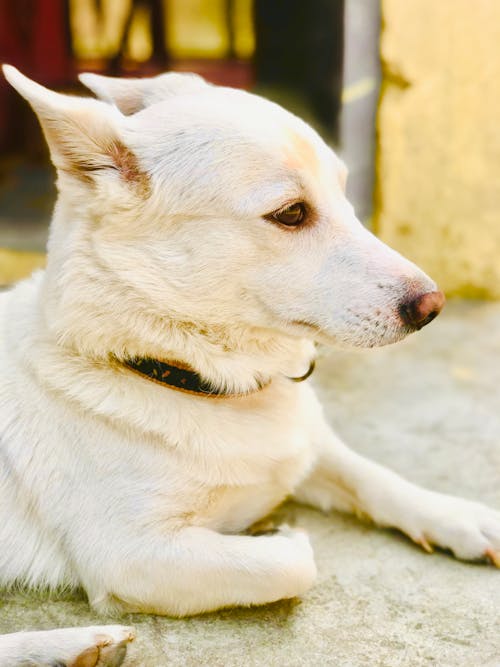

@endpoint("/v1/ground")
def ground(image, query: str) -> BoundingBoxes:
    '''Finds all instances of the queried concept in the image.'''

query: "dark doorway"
[254,0,345,142]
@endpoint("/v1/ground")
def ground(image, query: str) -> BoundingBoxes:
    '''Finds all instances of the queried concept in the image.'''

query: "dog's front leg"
[91,526,316,616]
[294,421,500,565]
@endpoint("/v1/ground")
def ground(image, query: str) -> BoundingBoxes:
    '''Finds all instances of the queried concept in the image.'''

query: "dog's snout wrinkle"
[400,290,445,330]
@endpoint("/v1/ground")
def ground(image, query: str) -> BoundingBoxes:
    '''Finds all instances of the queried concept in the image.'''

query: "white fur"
[1,66,499,662]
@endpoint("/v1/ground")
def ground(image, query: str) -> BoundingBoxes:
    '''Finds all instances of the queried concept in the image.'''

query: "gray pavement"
[1,299,499,666]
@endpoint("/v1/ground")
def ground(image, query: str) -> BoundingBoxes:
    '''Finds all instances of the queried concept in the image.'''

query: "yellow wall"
[375,0,500,298]
[69,0,254,62]
[0,249,45,287]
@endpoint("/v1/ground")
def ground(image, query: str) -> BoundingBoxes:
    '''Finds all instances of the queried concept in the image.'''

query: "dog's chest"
[192,435,314,532]
[151,450,313,534]
[146,384,322,532]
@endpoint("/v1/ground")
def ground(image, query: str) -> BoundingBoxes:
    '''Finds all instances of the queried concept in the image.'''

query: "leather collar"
[123,357,315,397]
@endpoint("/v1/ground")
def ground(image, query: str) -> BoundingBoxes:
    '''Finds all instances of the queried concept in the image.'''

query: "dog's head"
[3,66,443,358]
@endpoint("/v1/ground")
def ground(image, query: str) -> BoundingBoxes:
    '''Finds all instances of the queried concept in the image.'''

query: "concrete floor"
[1,300,499,666]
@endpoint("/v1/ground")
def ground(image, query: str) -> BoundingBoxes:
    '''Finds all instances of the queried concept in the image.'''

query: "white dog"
[1,65,499,666]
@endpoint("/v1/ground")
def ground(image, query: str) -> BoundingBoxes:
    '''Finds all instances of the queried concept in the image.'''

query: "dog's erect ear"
[2,65,143,186]
[78,71,208,115]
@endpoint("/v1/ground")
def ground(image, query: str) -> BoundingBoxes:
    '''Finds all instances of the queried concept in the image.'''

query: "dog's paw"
[272,524,317,594]
[275,523,311,542]
[407,493,500,565]
[1,625,136,667]
[64,625,135,667]
[46,625,135,667]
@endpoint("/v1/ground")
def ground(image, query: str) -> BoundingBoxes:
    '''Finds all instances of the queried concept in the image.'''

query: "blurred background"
[0,0,499,299]
[0,0,378,282]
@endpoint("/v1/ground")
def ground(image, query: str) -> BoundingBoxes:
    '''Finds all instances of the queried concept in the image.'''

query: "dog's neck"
[115,319,317,395]
[39,268,316,395]
[123,356,292,397]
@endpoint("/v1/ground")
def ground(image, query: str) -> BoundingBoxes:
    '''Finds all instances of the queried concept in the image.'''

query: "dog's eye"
[268,202,306,227]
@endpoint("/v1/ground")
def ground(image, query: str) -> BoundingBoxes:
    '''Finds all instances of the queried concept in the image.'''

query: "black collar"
[123,357,315,397]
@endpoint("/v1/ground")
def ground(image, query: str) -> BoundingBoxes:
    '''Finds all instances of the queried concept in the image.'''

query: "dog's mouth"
[287,307,436,349]
[261,287,444,349]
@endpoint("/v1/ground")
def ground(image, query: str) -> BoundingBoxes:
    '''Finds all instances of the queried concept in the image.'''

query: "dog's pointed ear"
[2,64,142,185]
[79,71,208,115]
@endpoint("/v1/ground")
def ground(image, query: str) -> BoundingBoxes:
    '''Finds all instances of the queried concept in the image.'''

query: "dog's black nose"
[400,291,445,330]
